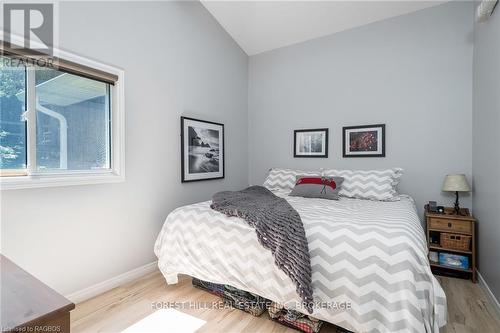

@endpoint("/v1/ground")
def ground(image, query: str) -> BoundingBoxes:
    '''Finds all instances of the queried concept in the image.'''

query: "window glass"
[0,56,27,170]
[35,68,111,171]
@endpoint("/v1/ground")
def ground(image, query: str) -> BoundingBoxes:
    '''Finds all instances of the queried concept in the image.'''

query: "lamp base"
[453,191,466,216]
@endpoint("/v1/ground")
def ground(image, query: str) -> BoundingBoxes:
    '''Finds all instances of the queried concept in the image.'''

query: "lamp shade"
[442,174,471,192]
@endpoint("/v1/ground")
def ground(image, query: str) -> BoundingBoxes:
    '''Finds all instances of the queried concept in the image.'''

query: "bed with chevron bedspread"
[154,191,447,333]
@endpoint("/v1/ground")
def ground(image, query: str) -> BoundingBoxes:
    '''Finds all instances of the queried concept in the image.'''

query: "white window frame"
[0,41,125,190]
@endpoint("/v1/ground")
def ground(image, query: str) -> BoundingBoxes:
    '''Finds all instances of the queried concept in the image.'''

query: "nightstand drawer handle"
[448,222,452,228]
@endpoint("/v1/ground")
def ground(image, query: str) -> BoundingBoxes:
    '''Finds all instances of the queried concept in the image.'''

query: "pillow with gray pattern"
[322,168,403,201]
[263,168,320,192]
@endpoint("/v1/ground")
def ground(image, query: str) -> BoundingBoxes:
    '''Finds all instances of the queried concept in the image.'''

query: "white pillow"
[263,168,320,192]
[322,168,403,201]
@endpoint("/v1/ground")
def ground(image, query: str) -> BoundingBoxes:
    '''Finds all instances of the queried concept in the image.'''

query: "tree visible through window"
[0,57,26,170]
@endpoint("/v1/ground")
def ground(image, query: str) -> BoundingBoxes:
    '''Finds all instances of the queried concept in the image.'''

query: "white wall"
[473,5,500,299]
[0,1,248,295]
[248,1,474,218]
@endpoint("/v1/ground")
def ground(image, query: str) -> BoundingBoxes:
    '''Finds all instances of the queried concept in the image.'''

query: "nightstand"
[425,206,476,282]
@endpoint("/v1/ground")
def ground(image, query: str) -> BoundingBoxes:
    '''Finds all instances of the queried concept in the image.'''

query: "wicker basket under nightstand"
[425,206,476,282]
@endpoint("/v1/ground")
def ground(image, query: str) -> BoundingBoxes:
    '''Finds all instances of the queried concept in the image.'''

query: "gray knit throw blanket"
[210,185,314,314]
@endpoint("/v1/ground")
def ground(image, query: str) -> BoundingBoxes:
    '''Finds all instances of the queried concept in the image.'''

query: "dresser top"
[1,254,75,331]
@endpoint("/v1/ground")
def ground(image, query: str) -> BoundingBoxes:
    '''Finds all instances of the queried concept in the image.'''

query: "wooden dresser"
[1,255,75,333]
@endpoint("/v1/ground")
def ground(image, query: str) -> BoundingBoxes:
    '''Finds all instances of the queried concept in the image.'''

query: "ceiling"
[201,0,448,55]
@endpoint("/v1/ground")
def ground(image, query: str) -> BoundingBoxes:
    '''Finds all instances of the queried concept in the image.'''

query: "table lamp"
[442,174,471,215]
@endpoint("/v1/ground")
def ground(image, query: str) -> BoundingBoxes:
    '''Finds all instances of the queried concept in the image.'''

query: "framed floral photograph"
[294,128,329,158]
[343,124,385,157]
[181,116,224,182]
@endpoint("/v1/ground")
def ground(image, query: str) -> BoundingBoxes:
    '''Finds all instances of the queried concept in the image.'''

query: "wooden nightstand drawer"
[429,218,472,234]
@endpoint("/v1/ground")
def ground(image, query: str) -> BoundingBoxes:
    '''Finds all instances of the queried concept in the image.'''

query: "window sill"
[0,171,125,190]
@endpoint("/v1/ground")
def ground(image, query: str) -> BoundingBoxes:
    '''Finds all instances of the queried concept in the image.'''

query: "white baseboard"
[477,270,500,317]
[65,261,158,304]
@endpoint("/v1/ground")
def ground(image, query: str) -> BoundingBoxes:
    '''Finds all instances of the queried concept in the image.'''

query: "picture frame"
[293,128,329,158]
[181,116,224,182]
[343,124,385,158]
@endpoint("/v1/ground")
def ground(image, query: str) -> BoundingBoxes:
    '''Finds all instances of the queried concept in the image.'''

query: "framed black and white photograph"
[181,116,224,182]
[343,124,385,157]
[293,128,329,158]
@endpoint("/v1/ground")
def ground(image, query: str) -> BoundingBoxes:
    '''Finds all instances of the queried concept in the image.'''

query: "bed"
[154,190,447,333]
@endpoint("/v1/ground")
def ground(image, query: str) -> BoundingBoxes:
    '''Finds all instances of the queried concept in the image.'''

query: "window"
[0,46,124,189]
[34,67,111,171]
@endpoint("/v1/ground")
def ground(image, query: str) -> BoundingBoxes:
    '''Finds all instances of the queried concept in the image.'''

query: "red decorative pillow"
[290,176,344,200]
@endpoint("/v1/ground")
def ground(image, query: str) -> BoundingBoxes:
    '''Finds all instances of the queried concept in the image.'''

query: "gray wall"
[248,1,474,218]
[473,6,500,300]
[0,1,248,295]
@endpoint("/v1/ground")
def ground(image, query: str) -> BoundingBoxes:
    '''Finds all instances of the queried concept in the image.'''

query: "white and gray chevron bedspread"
[154,192,447,333]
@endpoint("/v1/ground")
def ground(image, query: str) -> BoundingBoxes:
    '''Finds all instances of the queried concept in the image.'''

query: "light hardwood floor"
[71,270,500,333]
